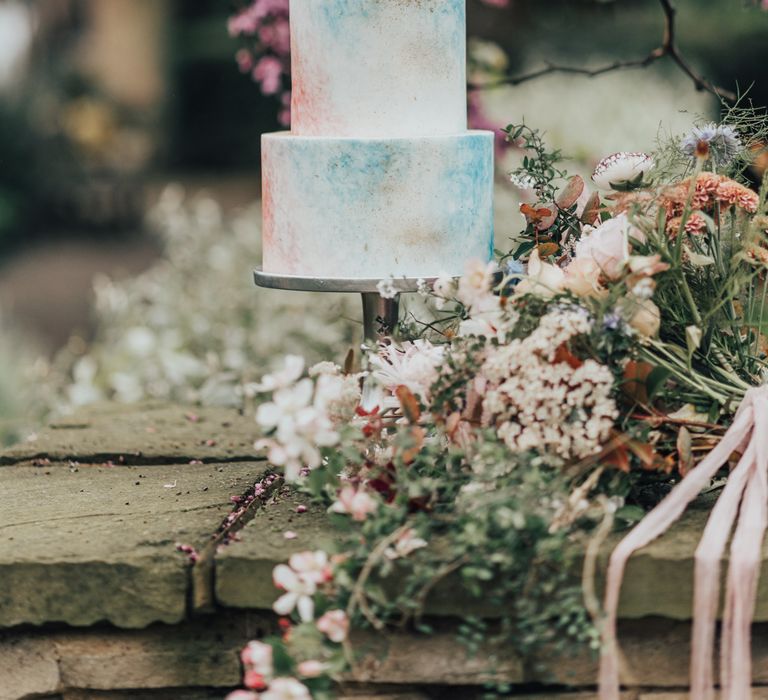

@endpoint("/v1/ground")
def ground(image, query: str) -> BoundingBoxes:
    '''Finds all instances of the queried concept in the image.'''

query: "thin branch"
[469,0,737,103]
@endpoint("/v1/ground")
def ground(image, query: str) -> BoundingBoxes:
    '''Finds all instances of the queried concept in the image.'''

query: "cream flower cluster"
[480,309,617,460]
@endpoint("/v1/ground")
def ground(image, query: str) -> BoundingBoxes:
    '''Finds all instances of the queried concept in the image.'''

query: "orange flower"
[716,179,760,213]
[666,211,708,236]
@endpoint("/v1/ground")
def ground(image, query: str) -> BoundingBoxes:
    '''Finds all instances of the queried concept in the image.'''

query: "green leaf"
[615,505,646,525]
[645,366,672,399]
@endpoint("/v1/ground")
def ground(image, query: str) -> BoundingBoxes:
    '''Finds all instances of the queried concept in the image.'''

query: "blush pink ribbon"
[599,387,768,700]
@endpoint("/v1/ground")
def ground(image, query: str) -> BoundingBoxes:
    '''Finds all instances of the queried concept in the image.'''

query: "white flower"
[627,299,661,337]
[240,641,273,678]
[457,259,497,311]
[563,257,603,297]
[514,249,565,299]
[273,559,319,622]
[330,486,379,521]
[370,340,444,400]
[377,278,398,300]
[384,528,428,560]
[316,609,349,643]
[574,214,640,280]
[288,550,332,585]
[255,378,339,481]
[254,355,305,392]
[592,152,653,191]
[432,272,456,311]
[261,677,312,700]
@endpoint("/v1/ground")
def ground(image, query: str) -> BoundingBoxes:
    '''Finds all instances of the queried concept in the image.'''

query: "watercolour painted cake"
[261,0,494,279]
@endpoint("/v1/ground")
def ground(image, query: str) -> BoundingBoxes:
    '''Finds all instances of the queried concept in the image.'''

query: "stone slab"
[0,634,61,700]
[602,501,768,621]
[0,461,265,628]
[0,402,260,466]
[216,488,336,610]
[216,485,768,622]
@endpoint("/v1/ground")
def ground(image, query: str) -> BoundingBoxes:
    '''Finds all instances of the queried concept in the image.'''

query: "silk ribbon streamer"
[599,387,768,700]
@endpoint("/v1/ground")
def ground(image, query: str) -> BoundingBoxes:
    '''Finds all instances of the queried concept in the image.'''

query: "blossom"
[377,278,399,300]
[384,528,428,560]
[288,550,332,585]
[456,259,498,311]
[316,609,349,643]
[330,485,379,521]
[478,308,617,461]
[563,257,603,298]
[261,677,312,700]
[681,123,742,166]
[592,152,653,191]
[253,355,305,392]
[716,179,760,213]
[514,249,565,298]
[255,378,339,481]
[296,660,329,678]
[627,299,661,337]
[253,56,283,95]
[272,551,331,621]
[225,692,258,700]
[574,213,640,280]
[370,340,444,400]
[241,641,273,679]
[432,272,456,310]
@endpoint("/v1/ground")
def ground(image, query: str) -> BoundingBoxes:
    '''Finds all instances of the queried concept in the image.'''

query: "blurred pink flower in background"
[229,0,511,128]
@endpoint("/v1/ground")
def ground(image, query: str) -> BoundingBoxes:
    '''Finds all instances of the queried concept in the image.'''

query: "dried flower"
[592,152,653,191]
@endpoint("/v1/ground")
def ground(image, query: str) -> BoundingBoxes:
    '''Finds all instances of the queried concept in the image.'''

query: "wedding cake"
[261,0,494,279]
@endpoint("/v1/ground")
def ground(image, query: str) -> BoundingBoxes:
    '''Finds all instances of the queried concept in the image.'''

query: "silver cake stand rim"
[253,267,436,294]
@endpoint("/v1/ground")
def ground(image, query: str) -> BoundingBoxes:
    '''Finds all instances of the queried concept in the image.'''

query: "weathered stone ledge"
[3,403,768,699]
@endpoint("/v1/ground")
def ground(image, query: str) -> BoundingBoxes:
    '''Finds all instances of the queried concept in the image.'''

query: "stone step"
[0,458,268,628]
[0,403,260,466]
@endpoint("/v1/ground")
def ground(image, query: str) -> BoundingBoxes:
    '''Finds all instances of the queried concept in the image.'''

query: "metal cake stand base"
[253,267,434,343]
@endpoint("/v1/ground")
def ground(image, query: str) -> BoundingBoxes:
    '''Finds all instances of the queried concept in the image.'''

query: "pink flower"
[296,659,329,678]
[261,677,312,700]
[241,641,273,678]
[369,340,444,400]
[384,528,428,560]
[273,558,320,621]
[225,692,259,700]
[288,550,332,585]
[329,486,378,522]
[253,56,284,95]
[564,257,603,298]
[244,669,268,690]
[716,179,760,213]
[317,609,350,643]
[514,249,565,299]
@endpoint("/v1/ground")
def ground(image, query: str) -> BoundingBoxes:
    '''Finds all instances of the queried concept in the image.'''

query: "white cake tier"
[290,0,467,137]
[262,131,494,279]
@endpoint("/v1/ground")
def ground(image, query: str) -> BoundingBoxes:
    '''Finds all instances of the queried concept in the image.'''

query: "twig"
[470,0,736,103]
[346,525,410,636]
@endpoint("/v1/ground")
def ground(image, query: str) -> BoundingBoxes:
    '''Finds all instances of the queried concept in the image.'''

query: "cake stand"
[253,267,435,343]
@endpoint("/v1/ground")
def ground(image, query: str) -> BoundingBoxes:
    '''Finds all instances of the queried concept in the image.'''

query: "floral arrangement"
[227,113,768,699]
